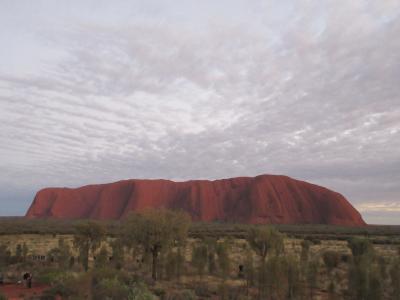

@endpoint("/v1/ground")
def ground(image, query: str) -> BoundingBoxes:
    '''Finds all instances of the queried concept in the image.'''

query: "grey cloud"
[0,1,399,224]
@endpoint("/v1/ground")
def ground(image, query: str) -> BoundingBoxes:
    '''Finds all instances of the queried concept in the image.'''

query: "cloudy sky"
[0,0,399,224]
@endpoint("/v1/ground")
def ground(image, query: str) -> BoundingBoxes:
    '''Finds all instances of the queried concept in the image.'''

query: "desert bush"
[286,256,302,299]
[47,237,72,270]
[91,267,131,287]
[347,256,383,300]
[15,244,23,263]
[164,248,185,280]
[73,221,106,271]
[110,238,125,270]
[128,282,156,300]
[348,237,374,262]
[259,256,282,299]
[0,244,11,268]
[36,267,69,285]
[192,243,208,278]
[93,277,130,300]
[322,250,340,274]
[247,227,284,262]
[41,272,86,299]
[204,237,217,274]
[193,282,211,297]
[390,259,400,300]
[300,239,311,262]
[244,248,255,289]
[305,258,319,299]
[95,246,109,269]
[121,209,191,281]
[216,240,231,279]
[166,289,196,300]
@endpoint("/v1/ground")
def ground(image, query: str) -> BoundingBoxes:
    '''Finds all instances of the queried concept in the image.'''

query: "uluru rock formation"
[26,175,366,226]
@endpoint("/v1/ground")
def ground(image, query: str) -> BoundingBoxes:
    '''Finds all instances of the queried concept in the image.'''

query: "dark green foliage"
[322,250,340,273]
[259,256,288,299]
[192,243,208,278]
[95,246,109,269]
[109,238,124,270]
[244,248,255,290]
[258,255,303,300]
[73,221,106,271]
[349,262,383,300]
[127,282,156,300]
[286,256,302,299]
[247,226,284,261]
[369,271,383,300]
[166,289,196,300]
[122,209,191,281]
[377,256,388,281]
[164,248,185,280]
[0,244,11,268]
[22,242,28,261]
[15,244,22,262]
[41,271,86,299]
[390,259,400,300]
[204,237,217,274]
[93,277,130,300]
[347,237,383,300]
[300,239,311,263]
[306,258,319,299]
[216,240,231,279]
[47,237,72,269]
[348,237,374,261]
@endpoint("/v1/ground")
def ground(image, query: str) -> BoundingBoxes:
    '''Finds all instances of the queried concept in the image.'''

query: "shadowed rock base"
[26,174,366,226]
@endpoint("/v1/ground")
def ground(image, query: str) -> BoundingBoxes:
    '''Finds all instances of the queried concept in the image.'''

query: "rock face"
[26,175,366,226]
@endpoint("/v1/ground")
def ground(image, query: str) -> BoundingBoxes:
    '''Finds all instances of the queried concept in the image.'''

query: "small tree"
[348,237,373,262]
[204,237,217,274]
[192,243,208,279]
[216,240,230,279]
[247,226,284,262]
[109,238,124,270]
[346,237,383,299]
[244,247,255,293]
[73,221,106,271]
[22,243,28,261]
[15,244,22,262]
[47,237,72,269]
[322,250,340,274]
[322,250,340,298]
[95,246,109,269]
[306,258,319,299]
[0,244,11,268]
[247,227,284,299]
[286,256,302,299]
[300,239,311,264]
[122,209,191,281]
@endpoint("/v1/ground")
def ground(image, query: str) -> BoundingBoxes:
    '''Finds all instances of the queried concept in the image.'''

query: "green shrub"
[36,268,69,285]
[322,250,340,273]
[390,259,400,300]
[165,289,196,300]
[93,277,129,300]
[348,237,373,262]
[192,244,208,277]
[128,282,156,300]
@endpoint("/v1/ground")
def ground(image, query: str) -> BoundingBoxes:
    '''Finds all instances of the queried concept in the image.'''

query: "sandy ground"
[0,282,51,300]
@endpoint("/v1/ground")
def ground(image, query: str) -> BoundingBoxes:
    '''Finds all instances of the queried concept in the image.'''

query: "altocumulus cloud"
[0,0,399,224]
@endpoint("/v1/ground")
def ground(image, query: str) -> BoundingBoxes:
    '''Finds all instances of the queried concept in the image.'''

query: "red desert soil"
[0,283,51,300]
[26,174,365,226]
